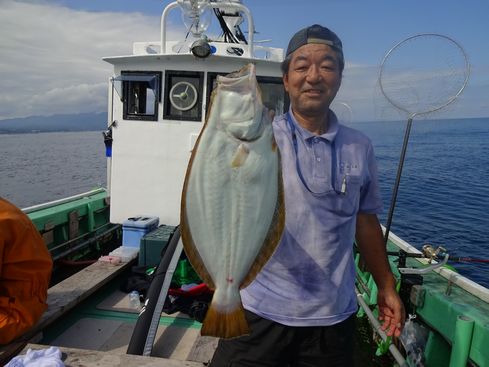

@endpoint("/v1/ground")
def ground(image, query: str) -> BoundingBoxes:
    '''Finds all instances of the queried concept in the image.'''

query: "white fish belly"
[184,115,279,311]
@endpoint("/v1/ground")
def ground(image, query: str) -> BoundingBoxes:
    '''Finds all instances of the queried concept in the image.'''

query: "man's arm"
[355,212,405,337]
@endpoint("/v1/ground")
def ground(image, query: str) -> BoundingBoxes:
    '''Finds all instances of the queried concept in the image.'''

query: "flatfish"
[181,63,284,338]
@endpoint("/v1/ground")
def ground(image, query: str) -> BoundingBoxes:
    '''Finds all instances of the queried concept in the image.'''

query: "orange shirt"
[0,198,52,344]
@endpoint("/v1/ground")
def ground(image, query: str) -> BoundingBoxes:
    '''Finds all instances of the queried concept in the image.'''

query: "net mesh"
[379,34,469,116]
[331,101,353,124]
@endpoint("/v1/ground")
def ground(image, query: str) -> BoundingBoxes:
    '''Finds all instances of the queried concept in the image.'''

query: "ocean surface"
[1,118,488,288]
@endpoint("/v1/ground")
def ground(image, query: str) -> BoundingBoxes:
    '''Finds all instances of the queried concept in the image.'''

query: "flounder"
[181,63,285,338]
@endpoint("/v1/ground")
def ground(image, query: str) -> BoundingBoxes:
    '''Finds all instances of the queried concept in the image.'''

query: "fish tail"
[200,301,250,339]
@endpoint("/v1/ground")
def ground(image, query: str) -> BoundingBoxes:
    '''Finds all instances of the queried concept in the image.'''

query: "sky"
[1,0,488,122]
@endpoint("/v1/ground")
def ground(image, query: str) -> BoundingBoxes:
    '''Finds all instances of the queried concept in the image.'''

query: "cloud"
[334,63,382,122]
[2,1,487,122]
[0,0,184,120]
[336,59,487,122]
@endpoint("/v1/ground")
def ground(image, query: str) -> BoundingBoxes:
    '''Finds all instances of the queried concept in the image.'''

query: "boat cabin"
[104,0,288,226]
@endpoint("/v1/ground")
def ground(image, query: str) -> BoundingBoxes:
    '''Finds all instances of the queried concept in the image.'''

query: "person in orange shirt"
[0,197,52,344]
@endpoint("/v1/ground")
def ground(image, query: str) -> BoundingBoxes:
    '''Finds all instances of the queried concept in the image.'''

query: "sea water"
[351,117,489,288]
[1,118,488,287]
[0,131,106,209]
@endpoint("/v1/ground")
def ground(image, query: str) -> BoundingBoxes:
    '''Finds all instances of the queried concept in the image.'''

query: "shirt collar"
[287,107,340,143]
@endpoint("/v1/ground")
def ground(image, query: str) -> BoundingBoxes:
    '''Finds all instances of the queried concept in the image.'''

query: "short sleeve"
[358,142,383,214]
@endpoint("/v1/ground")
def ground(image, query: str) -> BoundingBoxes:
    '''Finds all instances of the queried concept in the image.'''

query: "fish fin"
[201,301,250,339]
[240,154,285,289]
[180,206,216,289]
[230,143,250,168]
[271,136,278,151]
[180,126,216,290]
[204,86,219,123]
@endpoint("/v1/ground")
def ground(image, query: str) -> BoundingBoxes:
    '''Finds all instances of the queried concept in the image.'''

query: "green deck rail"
[24,188,120,261]
[355,235,489,367]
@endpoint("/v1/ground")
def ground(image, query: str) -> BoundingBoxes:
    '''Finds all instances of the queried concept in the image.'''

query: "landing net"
[379,33,470,243]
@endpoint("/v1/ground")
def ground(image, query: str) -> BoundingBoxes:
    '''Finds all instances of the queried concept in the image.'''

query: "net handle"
[379,33,471,116]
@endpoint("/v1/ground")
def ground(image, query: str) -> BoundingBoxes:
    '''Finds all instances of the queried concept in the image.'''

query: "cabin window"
[206,73,288,118]
[118,71,161,121]
[257,76,289,116]
[164,71,204,121]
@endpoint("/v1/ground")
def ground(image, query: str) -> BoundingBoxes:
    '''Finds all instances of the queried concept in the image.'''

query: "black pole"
[384,116,414,244]
[126,226,181,355]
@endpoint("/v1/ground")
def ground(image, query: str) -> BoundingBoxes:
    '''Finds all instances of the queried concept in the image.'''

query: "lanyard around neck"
[286,112,346,196]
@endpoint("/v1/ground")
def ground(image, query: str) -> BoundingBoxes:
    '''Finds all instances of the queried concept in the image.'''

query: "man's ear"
[283,74,289,93]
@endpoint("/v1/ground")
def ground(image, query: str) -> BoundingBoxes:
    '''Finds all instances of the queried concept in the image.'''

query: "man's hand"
[355,213,406,337]
[377,286,405,337]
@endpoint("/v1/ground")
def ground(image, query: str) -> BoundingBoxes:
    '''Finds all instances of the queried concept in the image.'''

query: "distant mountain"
[0,112,107,133]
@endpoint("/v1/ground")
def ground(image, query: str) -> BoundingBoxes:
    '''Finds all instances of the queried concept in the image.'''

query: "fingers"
[385,320,402,337]
[379,314,403,337]
[378,300,405,337]
[376,287,406,338]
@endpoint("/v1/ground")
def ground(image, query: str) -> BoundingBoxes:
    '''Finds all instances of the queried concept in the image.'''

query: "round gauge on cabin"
[169,81,198,111]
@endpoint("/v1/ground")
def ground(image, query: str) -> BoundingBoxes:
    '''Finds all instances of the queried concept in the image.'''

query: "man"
[0,197,52,344]
[210,24,404,366]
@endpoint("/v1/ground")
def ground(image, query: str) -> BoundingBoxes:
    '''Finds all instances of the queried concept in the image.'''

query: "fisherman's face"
[284,43,342,118]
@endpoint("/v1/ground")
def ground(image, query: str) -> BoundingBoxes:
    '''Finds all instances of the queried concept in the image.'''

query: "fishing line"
[379,33,470,244]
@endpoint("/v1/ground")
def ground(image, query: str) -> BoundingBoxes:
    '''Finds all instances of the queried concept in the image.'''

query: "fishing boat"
[1,1,488,366]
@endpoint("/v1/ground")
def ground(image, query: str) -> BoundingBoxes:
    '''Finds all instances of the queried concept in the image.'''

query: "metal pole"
[22,188,106,213]
[356,288,408,367]
[384,115,415,244]
[160,1,255,57]
[160,2,179,54]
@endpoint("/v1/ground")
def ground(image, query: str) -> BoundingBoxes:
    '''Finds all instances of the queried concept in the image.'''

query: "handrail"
[398,254,449,275]
[49,223,120,261]
[160,1,179,54]
[385,228,489,303]
[22,188,106,214]
[160,1,255,57]
[356,287,408,367]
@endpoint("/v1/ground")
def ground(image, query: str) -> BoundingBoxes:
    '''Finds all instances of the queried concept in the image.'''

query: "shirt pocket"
[333,175,362,217]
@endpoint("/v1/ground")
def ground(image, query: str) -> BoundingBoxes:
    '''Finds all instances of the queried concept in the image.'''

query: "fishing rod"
[446,257,489,264]
[387,251,489,264]
[387,244,489,265]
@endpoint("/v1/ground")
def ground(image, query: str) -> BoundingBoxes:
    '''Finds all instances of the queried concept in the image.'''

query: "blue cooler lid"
[122,216,159,229]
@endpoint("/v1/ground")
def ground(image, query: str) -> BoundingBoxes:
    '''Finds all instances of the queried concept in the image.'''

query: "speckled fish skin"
[181,63,284,338]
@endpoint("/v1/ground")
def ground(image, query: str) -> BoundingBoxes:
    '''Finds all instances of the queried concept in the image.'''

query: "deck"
[2,257,218,365]
[17,343,204,366]
[1,259,133,363]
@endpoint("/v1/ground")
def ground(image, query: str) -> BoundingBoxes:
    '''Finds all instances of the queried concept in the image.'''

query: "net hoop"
[379,33,470,117]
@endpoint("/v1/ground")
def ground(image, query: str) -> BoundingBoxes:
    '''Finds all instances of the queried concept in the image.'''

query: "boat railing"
[22,187,107,214]
[133,41,283,61]
[160,1,255,57]
[385,227,489,303]
[355,287,408,367]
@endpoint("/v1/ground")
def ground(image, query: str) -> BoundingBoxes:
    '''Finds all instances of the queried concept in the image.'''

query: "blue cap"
[286,24,343,58]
